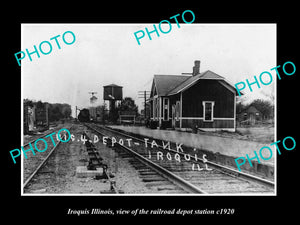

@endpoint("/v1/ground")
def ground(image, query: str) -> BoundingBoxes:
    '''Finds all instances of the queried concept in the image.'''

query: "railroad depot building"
[149,60,239,132]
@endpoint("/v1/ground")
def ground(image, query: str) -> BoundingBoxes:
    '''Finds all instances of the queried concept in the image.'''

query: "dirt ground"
[236,126,275,143]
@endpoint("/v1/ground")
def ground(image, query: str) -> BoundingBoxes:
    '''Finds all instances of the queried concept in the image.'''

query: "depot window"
[202,101,214,122]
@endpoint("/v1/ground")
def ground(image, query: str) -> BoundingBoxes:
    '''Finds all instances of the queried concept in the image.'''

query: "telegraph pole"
[138,91,150,121]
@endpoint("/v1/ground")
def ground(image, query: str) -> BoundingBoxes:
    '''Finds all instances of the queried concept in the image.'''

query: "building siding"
[182,80,234,118]
[181,119,234,129]
[149,74,236,131]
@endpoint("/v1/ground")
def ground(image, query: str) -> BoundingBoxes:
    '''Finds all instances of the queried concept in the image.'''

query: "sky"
[22,23,276,117]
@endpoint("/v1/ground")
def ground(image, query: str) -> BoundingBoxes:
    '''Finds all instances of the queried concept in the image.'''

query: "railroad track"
[23,125,73,190]
[83,124,202,194]
[115,150,189,193]
[23,124,66,147]
[81,131,120,194]
[84,123,275,194]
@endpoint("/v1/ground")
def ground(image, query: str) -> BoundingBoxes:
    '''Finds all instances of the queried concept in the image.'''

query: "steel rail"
[98,124,275,188]
[23,131,56,147]
[84,123,207,194]
[23,125,74,189]
[23,124,73,147]
[23,140,62,189]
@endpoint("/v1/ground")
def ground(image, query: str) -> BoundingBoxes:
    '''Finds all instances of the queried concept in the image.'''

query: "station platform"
[108,125,275,180]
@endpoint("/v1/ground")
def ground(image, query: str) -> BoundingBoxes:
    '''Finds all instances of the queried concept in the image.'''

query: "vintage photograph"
[21,23,276,195]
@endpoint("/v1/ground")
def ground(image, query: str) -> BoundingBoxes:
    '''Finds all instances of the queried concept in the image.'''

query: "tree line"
[24,99,72,122]
[88,97,139,122]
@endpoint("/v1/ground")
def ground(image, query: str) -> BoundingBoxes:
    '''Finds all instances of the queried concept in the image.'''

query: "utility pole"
[138,91,150,122]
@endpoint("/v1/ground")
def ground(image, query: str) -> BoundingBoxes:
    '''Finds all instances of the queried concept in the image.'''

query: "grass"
[199,125,275,143]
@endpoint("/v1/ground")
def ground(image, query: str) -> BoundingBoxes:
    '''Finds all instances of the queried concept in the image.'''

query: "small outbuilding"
[148,60,240,132]
[237,105,263,125]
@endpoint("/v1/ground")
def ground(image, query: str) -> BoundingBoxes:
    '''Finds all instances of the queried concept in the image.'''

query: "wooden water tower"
[103,84,123,122]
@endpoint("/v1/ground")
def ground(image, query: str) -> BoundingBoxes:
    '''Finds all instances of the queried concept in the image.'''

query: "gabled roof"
[152,70,239,97]
[103,84,123,87]
[167,71,216,95]
[242,105,261,114]
[199,70,225,79]
[153,75,190,96]
[168,70,236,95]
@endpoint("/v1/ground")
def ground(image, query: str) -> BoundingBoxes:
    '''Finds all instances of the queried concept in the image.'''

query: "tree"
[48,103,72,122]
[236,102,247,114]
[49,105,62,121]
[61,104,72,118]
[23,99,72,122]
[117,97,139,114]
[24,98,34,107]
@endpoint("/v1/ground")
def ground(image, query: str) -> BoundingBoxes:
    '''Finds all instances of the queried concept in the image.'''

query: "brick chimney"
[192,60,200,76]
